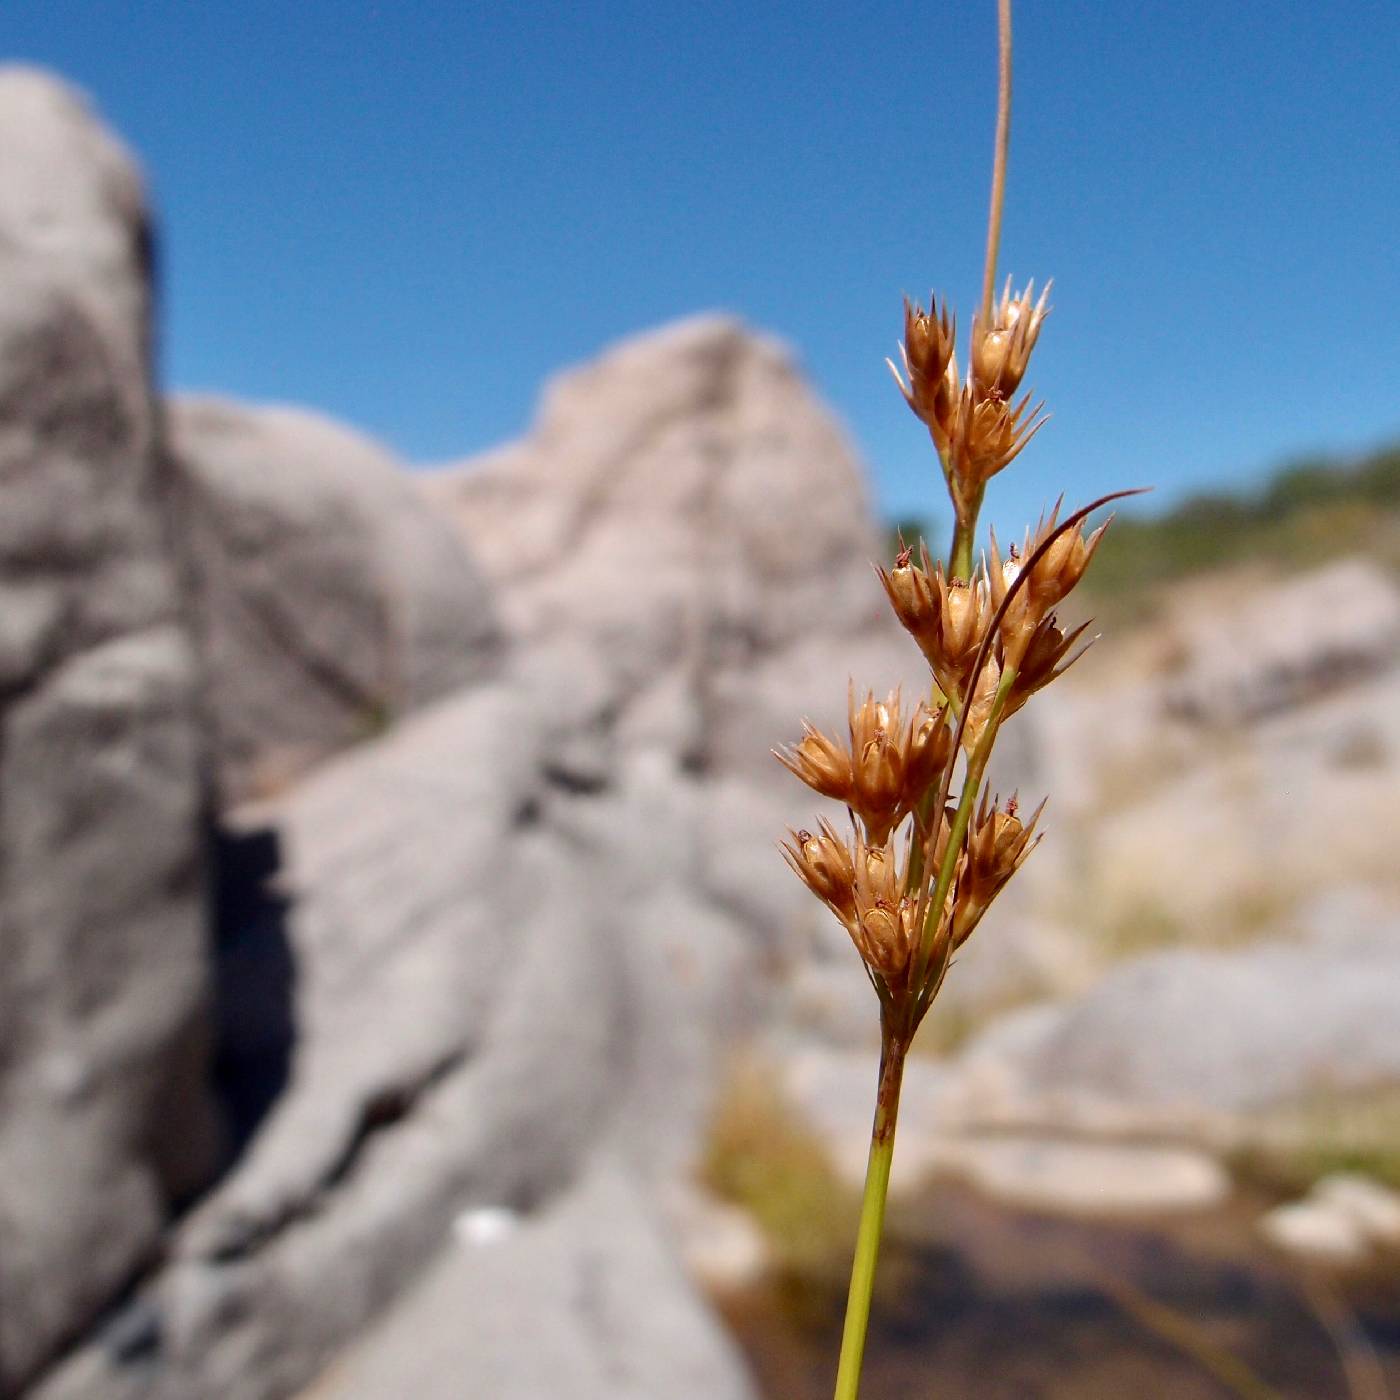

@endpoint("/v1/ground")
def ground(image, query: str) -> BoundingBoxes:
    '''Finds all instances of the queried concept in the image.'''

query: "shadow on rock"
[209,822,296,1166]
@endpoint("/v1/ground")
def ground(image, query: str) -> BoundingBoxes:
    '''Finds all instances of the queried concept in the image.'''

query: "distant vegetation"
[1079,441,1400,616]
[884,442,1400,621]
[884,514,942,564]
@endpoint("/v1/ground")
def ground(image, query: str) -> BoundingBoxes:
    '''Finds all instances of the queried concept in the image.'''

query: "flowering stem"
[948,489,984,580]
[980,0,1014,325]
[913,663,1018,1002]
[832,1022,908,1400]
[954,0,1011,584]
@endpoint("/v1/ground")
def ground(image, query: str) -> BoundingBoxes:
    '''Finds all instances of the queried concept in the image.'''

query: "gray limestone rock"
[426,315,927,793]
[31,314,924,1400]
[33,642,758,1400]
[1161,558,1400,725]
[167,397,502,804]
[0,69,212,1392]
[967,896,1400,1116]
[301,1153,754,1400]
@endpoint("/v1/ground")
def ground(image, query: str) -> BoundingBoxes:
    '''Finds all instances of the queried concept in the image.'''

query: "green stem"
[913,664,1018,1000]
[832,1025,908,1400]
[947,491,983,581]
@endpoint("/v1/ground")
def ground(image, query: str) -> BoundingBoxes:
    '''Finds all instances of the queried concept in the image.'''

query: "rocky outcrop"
[955,890,1400,1120]
[33,316,928,1400]
[426,314,921,788]
[33,639,759,1400]
[167,398,502,805]
[1162,558,1400,725]
[0,69,214,1392]
[427,315,952,975]
[0,71,1065,1400]
[306,1153,755,1400]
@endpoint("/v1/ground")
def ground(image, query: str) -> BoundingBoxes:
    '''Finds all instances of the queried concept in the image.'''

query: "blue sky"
[7,1,1399,540]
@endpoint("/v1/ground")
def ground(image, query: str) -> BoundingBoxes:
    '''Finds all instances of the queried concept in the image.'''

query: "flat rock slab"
[1260,1173,1400,1264]
[781,1046,1229,1214]
[910,1136,1231,1215]
[295,1155,755,1400]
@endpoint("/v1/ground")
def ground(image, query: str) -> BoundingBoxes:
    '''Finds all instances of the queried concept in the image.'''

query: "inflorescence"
[777,276,1119,1040]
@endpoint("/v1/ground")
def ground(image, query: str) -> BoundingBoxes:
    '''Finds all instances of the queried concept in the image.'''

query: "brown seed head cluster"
[775,689,951,847]
[877,545,990,702]
[890,281,1049,523]
[782,248,1118,1036]
[954,790,1043,945]
[783,824,953,992]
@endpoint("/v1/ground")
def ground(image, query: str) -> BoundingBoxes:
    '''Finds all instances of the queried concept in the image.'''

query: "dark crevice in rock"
[96,1294,162,1368]
[541,758,610,796]
[193,1045,471,1270]
[209,821,296,1165]
[678,745,710,777]
[318,1048,469,1197]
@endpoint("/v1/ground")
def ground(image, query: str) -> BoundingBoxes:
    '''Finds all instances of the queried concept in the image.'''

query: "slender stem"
[980,0,1014,325]
[947,486,984,580]
[832,1026,908,1400]
[912,664,1018,1000]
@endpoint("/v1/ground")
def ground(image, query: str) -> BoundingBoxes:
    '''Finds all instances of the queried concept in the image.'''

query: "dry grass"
[700,1057,861,1293]
[1230,1086,1400,1198]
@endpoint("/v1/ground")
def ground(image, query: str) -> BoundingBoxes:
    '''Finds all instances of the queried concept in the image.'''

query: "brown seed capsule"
[989,508,1110,668]
[987,533,1038,670]
[960,654,1003,752]
[937,570,988,663]
[1006,613,1094,716]
[1027,514,1109,614]
[903,704,953,810]
[849,838,918,986]
[878,549,993,704]
[970,277,1051,400]
[773,722,853,802]
[888,296,958,447]
[848,689,905,845]
[780,819,857,923]
[948,385,1046,491]
[953,791,1044,945]
[879,553,940,643]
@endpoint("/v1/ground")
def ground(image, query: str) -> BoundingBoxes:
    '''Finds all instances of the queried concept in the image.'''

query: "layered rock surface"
[34,646,758,1400]
[3,69,846,1400]
[0,69,213,1393]
[427,314,926,801]
[968,888,1400,1118]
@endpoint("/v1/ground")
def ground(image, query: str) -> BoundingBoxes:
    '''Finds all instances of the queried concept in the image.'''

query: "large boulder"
[17,300,1027,1396]
[167,398,502,805]
[33,642,756,1400]
[958,890,1400,1119]
[32,317,931,1400]
[0,69,213,1391]
[426,314,920,786]
[427,315,962,959]
[305,1152,754,1400]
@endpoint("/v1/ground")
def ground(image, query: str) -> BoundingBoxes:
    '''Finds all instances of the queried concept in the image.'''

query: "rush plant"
[774,4,1138,1395]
